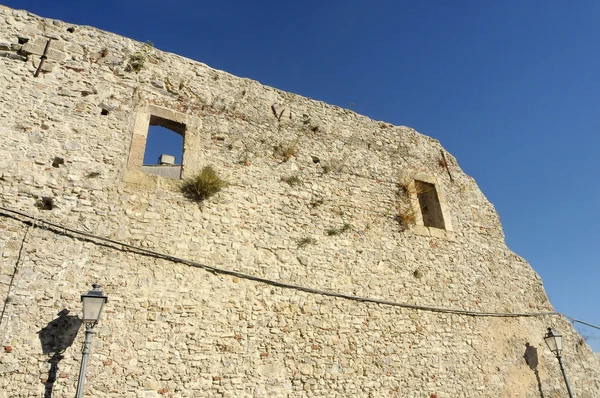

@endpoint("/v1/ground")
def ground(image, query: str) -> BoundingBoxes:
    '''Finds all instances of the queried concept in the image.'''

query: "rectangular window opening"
[416,181,445,229]
[141,115,186,180]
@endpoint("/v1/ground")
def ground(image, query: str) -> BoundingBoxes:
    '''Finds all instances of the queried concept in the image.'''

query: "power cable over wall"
[1,205,596,330]
[0,219,33,331]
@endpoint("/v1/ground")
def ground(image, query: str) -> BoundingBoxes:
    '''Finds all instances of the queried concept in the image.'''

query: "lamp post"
[544,327,574,398]
[75,284,108,398]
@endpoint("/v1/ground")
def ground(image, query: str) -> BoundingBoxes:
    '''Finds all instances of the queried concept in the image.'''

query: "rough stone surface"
[0,4,599,398]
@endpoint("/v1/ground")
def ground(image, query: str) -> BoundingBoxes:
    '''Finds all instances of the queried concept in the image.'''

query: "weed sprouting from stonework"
[239,153,252,166]
[181,166,228,202]
[297,237,316,248]
[281,175,301,186]
[124,41,154,73]
[310,198,324,208]
[85,171,101,179]
[274,140,299,162]
[397,178,432,197]
[326,223,353,236]
[414,180,432,195]
[302,114,320,134]
[397,177,412,197]
[396,207,416,230]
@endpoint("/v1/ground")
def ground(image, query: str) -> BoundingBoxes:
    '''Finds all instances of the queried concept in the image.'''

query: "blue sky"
[144,126,183,165]
[7,1,599,350]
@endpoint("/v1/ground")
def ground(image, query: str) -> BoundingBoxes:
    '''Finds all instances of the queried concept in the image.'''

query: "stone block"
[429,227,446,239]
[159,154,175,165]
[19,40,66,61]
[0,51,26,61]
[413,225,430,236]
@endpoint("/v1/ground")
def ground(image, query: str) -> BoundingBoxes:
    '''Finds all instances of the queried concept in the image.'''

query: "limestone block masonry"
[0,5,598,398]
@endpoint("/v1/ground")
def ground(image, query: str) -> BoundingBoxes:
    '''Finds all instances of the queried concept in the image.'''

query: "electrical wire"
[0,219,32,331]
[565,317,600,332]
[0,205,572,319]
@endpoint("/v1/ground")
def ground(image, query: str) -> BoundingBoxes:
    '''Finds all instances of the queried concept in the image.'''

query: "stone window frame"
[407,173,454,239]
[124,105,200,185]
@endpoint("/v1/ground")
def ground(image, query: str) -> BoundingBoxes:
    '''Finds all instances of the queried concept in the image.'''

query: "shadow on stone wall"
[524,342,545,398]
[38,309,82,398]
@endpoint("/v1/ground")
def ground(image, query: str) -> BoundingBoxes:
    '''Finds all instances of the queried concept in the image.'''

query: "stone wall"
[0,5,598,397]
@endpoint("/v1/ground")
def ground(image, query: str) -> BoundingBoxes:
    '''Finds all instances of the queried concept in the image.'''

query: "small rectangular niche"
[416,181,445,229]
[141,115,185,180]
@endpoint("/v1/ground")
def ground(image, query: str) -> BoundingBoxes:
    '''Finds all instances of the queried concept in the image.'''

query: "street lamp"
[75,284,108,398]
[544,327,574,398]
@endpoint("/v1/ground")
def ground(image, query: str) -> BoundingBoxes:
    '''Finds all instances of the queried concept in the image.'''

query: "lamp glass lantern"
[544,327,563,356]
[81,284,108,325]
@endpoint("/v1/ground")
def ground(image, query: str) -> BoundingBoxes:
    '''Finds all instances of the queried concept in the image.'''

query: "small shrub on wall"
[395,206,416,231]
[181,166,228,202]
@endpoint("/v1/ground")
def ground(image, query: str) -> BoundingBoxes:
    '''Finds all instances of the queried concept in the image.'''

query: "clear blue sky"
[7,1,599,350]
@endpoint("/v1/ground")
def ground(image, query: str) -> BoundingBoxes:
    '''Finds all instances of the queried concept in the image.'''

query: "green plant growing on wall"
[396,206,416,231]
[397,177,413,197]
[238,150,252,166]
[274,139,299,162]
[397,178,431,197]
[297,237,316,248]
[124,41,155,73]
[85,171,101,179]
[309,198,324,208]
[181,166,228,202]
[302,114,320,133]
[281,175,301,186]
[326,223,353,236]
[414,180,432,195]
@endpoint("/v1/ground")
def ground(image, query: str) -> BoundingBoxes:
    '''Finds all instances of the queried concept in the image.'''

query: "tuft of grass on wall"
[414,180,432,195]
[309,198,324,208]
[274,139,299,162]
[396,176,412,196]
[181,166,228,202]
[85,171,101,179]
[396,207,416,230]
[397,178,431,197]
[297,237,316,248]
[281,175,301,186]
[125,41,154,73]
[326,223,353,236]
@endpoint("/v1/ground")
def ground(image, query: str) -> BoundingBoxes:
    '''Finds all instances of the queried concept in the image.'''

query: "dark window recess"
[101,109,109,116]
[416,181,445,229]
[141,115,185,180]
